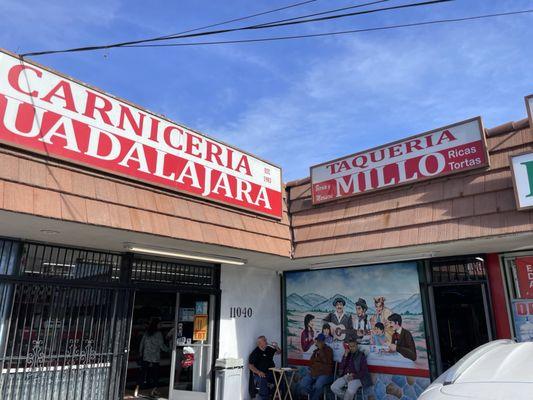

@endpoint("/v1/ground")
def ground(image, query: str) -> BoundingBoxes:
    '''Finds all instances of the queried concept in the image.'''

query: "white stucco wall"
[218,264,281,400]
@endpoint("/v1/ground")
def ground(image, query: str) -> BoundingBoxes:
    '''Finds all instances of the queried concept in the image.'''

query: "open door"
[124,290,176,399]
[433,283,492,372]
[169,293,215,400]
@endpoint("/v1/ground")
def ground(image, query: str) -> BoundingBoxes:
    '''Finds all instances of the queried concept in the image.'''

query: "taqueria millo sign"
[0,50,282,218]
[311,117,489,204]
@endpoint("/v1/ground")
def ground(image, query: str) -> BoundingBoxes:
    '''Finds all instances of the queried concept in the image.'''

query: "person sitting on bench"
[248,335,281,400]
[297,334,334,400]
[331,337,372,400]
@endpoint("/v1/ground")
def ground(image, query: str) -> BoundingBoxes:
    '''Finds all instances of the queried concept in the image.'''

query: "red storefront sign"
[516,257,533,299]
[310,118,489,204]
[0,50,282,218]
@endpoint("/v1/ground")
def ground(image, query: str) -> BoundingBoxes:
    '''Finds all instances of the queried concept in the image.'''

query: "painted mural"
[285,262,431,399]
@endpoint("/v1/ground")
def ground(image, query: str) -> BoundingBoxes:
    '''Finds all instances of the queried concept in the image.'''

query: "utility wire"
[155,0,322,39]
[251,0,392,28]
[121,9,533,48]
[22,0,453,57]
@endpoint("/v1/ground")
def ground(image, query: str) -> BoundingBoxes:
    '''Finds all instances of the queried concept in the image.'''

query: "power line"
[19,0,324,57]
[156,0,322,39]
[251,0,393,28]
[121,9,533,48]
[22,0,453,57]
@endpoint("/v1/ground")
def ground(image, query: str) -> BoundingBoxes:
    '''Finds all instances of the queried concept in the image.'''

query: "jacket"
[309,346,334,377]
[392,328,417,361]
[339,350,372,388]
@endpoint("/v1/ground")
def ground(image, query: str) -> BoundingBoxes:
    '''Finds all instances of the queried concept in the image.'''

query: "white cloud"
[199,15,532,180]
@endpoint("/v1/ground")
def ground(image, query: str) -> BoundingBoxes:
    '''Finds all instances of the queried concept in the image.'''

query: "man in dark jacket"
[387,313,417,361]
[297,334,334,400]
[331,338,372,399]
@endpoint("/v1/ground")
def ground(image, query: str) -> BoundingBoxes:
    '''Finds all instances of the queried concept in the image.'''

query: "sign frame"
[510,151,533,211]
[525,94,533,129]
[0,48,283,219]
[310,116,490,205]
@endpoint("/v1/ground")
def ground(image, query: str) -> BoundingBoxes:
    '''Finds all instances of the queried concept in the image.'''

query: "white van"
[419,340,533,400]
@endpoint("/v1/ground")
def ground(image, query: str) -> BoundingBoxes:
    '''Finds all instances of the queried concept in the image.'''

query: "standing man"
[331,338,372,399]
[297,334,334,400]
[354,298,371,339]
[387,313,417,361]
[323,297,353,331]
[248,335,282,400]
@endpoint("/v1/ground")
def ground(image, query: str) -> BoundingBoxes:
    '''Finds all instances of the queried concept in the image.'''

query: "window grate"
[130,258,215,288]
[0,283,132,400]
[17,244,122,282]
[430,257,487,283]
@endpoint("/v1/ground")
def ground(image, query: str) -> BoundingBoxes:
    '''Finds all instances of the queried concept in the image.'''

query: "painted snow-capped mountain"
[391,294,422,314]
[287,292,422,314]
[286,293,312,311]
[302,293,327,308]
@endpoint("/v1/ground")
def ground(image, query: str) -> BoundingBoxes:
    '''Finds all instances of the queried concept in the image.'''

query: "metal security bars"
[19,244,122,282]
[130,257,216,287]
[430,256,487,283]
[0,283,132,400]
[0,238,220,400]
[0,239,133,400]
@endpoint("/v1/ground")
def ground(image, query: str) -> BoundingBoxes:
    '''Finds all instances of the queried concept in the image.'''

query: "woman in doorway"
[137,317,170,397]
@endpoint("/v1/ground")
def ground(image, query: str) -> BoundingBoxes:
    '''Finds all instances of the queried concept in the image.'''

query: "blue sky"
[1,0,532,181]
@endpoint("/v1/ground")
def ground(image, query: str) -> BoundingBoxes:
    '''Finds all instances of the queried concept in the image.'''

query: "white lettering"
[39,116,81,153]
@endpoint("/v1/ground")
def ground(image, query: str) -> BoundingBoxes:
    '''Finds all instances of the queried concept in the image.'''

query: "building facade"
[0,47,532,400]
[283,110,533,399]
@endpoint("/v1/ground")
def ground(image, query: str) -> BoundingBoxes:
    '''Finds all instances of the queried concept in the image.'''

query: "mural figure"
[387,313,417,361]
[370,297,394,342]
[301,314,316,352]
[323,297,354,333]
[321,323,334,345]
[370,322,387,346]
[354,298,372,342]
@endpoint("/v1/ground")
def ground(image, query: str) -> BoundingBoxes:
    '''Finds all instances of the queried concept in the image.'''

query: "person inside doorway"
[387,313,417,361]
[331,337,372,400]
[297,334,334,400]
[136,317,170,397]
[248,335,282,400]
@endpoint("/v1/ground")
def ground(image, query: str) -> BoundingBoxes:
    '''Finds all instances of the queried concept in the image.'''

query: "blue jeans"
[254,371,274,399]
[299,374,334,400]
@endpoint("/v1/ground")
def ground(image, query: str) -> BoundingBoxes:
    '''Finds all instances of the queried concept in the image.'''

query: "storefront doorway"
[125,290,175,399]
[433,284,490,371]
[429,257,493,375]
[124,290,215,400]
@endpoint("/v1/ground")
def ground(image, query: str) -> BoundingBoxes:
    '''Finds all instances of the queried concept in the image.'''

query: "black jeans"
[139,361,160,389]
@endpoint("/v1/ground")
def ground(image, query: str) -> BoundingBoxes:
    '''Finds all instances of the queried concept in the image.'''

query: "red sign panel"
[516,257,533,299]
[310,118,489,204]
[0,50,282,218]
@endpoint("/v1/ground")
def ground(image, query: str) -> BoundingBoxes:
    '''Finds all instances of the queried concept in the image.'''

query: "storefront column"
[486,253,512,339]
